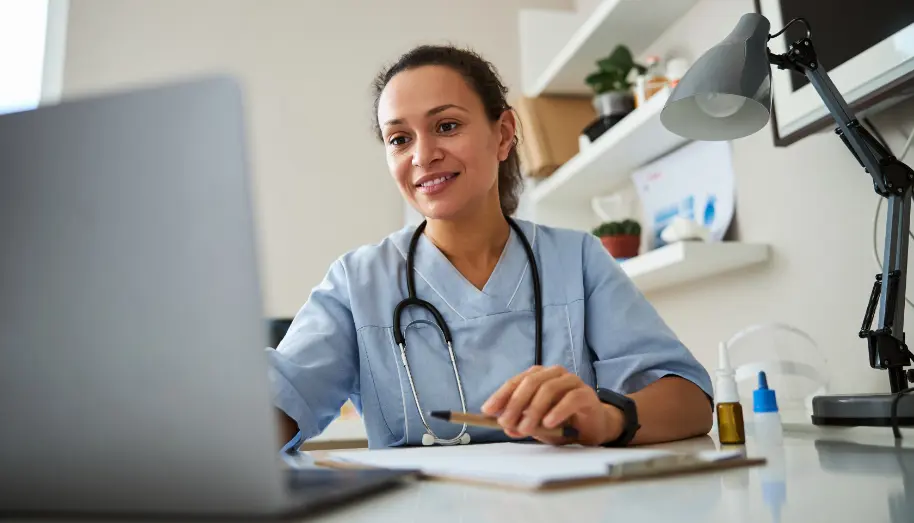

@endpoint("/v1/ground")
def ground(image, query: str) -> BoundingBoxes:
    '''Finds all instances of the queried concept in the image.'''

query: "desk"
[9,427,911,522]
[303,426,913,523]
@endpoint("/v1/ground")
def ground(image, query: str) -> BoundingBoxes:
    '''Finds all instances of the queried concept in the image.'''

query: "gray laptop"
[0,77,413,517]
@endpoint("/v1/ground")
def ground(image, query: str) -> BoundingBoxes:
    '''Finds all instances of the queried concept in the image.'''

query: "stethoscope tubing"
[394,217,542,445]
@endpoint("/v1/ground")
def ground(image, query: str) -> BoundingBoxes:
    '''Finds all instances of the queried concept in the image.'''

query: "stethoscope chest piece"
[422,432,471,446]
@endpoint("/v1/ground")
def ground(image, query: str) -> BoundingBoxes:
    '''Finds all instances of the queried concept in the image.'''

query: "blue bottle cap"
[753,371,779,413]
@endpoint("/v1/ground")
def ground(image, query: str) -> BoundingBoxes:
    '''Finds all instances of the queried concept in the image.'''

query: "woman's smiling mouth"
[415,172,459,194]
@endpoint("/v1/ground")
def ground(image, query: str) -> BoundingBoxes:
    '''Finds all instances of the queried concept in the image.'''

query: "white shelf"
[529,88,688,206]
[525,0,700,96]
[621,242,770,293]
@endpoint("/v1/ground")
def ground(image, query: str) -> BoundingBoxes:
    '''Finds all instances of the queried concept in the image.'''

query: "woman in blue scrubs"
[269,45,713,449]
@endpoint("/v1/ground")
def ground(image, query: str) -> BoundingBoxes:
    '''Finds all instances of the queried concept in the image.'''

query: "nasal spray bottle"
[715,343,745,444]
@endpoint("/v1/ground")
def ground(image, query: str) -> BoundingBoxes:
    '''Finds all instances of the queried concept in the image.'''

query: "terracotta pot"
[600,234,640,259]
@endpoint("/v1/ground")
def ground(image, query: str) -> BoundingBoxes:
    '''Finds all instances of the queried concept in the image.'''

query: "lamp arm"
[770,37,914,391]
[770,41,896,193]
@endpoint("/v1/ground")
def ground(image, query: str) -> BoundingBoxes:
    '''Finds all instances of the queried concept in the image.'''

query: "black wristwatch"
[596,388,640,447]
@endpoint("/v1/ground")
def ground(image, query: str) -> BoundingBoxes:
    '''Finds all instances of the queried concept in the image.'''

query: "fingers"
[516,374,581,435]
[481,365,543,416]
[530,431,573,446]
[496,366,567,432]
[543,387,593,429]
[504,426,567,445]
[503,427,524,439]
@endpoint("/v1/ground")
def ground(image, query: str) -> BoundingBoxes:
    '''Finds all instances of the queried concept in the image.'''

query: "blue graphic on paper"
[703,195,716,227]
[652,195,695,247]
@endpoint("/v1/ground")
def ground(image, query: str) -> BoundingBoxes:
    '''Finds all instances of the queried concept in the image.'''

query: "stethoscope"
[393,217,542,445]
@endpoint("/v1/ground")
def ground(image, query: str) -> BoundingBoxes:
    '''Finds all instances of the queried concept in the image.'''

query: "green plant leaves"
[585,44,646,95]
[585,70,626,94]
[597,45,636,74]
[591,219,641,237]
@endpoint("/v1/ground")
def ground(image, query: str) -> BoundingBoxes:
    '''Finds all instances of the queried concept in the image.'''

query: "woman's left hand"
[480,365,622,446]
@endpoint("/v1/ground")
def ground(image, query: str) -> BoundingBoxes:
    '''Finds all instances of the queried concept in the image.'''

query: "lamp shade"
[660,13,773,141]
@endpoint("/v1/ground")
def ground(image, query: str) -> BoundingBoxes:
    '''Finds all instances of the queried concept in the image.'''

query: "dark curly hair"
[371,45,522,216]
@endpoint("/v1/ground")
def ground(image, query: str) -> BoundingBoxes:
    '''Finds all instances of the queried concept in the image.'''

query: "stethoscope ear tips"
[421,433,436,446]
[458,433,471,445]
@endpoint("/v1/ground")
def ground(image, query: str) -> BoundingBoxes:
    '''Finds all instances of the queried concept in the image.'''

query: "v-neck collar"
[393,219,536,319]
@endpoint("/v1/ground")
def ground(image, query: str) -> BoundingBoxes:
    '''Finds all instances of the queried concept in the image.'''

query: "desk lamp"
[660,13,914,432]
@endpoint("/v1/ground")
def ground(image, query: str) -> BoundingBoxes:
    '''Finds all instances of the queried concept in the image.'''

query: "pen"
[430,410,579,439]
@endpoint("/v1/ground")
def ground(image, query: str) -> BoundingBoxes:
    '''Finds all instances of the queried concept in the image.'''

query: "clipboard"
[313,443,765,491]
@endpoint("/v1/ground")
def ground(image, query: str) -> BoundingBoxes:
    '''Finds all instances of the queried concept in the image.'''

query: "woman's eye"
[388,135,410,146]
[438,122,459,133]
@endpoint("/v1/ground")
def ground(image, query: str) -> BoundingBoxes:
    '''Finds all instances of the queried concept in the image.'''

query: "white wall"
[61,0,571,317]
[635,0,914,394]
[59,0,914,394]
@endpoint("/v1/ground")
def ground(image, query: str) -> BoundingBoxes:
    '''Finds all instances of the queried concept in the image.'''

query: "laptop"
[0,77,415,517]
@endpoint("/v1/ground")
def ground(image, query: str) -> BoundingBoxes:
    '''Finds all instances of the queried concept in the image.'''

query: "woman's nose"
[411,134,443,168]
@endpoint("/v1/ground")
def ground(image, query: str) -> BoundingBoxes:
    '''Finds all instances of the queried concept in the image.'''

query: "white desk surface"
[305,425,914,523]
[9,425,911,522]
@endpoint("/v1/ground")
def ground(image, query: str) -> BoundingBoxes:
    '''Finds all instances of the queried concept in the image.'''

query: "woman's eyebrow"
[426,104,468,116]
[383,104,469,128]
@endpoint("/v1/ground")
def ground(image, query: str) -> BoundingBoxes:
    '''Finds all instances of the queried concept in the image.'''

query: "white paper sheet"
[322,442,742,488]
[631,141,736,249]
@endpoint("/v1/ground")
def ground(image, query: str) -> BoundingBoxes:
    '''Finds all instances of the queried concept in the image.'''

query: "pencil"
[430,410,579,439]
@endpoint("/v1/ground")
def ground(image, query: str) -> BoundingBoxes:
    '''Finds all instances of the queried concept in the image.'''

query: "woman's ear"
[496,109,518,162]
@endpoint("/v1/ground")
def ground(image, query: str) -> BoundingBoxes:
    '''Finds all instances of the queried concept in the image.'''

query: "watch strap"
[596,388,640,447]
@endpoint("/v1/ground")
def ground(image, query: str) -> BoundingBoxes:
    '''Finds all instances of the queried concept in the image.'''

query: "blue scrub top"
[266,220,713,448]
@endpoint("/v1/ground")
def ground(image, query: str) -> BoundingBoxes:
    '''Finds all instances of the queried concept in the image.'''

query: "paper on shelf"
[321,442,743,489]
[631,140,735,249]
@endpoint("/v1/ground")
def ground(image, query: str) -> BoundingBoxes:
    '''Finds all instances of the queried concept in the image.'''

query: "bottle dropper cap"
[715,342,739,403]
[754,371,779,413]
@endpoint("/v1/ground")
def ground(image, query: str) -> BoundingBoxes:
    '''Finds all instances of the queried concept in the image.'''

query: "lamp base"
[811,393,914,427]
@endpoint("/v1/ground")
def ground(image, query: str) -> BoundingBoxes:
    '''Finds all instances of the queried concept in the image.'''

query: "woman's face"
[377,65,516,220]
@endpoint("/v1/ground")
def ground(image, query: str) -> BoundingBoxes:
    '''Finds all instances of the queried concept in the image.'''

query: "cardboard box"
[514,95,596,179]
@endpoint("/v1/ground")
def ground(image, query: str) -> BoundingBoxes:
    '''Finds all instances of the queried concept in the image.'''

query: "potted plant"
[582,45,646,142]
[592,219,641,259]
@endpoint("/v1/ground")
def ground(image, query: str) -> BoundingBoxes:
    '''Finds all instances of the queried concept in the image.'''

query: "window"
[0,0,50,115]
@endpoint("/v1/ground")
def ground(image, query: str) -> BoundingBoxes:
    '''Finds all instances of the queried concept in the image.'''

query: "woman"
[268,45,713,449]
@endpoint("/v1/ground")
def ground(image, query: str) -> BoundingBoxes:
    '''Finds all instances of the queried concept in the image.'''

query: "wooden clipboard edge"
[313,456,766,492]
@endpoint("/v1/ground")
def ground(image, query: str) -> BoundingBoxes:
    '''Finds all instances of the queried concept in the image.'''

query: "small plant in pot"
[592,219,641,259]
[582,45,646,142]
